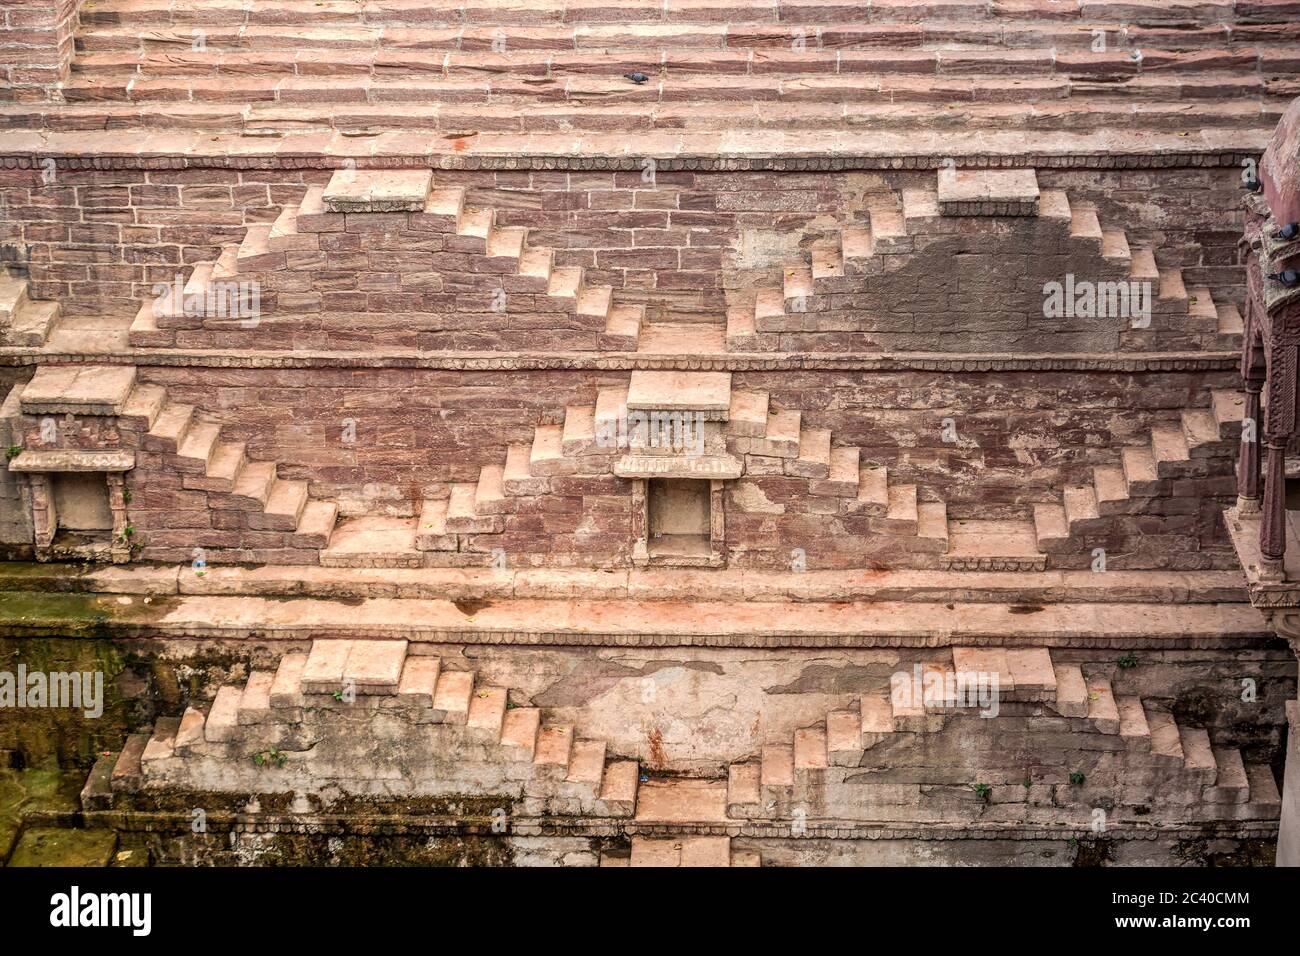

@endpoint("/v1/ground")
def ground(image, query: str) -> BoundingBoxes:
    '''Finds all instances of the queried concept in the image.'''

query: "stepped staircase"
[10,0,1295,143]
[3,365,340,563]
[0,267,59,347]
[128,169,642,352]
[1032,389,1245,567]
[98,638,641,817]
[729,173,1246,353]
[91,638,1280,865]
[726,644,1282,824]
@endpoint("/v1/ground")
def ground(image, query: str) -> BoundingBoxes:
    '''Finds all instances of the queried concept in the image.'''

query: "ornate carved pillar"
[1239,326,1265,512]
[1261,440,1288,579]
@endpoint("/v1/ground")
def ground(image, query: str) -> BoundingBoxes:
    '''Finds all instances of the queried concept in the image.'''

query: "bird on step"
[624,71,649,84]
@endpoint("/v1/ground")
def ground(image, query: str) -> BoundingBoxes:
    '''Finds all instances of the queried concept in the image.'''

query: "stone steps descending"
[724,644,1270,823]
[737,172,1239,354]
[129,171,635,352]
[122,638,642,818]
[1032,388,1245,563]
[0,267,59,347]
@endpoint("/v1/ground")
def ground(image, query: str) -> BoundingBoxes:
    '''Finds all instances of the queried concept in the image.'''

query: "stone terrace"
[2,0,1298,152]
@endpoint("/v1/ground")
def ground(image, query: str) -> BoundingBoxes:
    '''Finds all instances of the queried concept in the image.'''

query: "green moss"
[0,768,86,864]
[7,828,118,867]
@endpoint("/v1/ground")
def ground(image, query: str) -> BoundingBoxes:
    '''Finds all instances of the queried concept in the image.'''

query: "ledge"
[0,129,1267,173]
[0,589,1274,650]
[0,345,1243,375]
[8,449,134,473]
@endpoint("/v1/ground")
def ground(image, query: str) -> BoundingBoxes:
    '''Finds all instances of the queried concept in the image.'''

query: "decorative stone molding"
[0,349,1241,375]
[0,149,1264,175]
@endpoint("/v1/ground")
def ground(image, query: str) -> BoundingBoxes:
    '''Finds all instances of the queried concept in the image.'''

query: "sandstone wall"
[0,163,1248,321]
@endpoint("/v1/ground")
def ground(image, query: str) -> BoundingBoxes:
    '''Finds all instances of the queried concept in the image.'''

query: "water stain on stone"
[1008,605,1046,615]
[453,599,494,617]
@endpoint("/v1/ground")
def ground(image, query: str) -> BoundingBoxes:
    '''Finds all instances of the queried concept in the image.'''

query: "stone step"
[601,303,642,350]
[809,445,860,497]
[1085,675,1121,734]
[457,205,494,241]
[848,464,890,515]
[625,370,731,414]
[793,724,828,770]
[1129,247,1160,281]
[204,684,243,742]
[414,499,454,552]
[561,404,597,457]
[1116,694,1152,750]
[485,225,526,261]
[236,670,274,725]
[431,669,474,724]
[119,382,167,430]
[1063,484,1100,530]
[1245,764,1281,813]
[826,709,864,766]
[1207,746,1249,804]
[301,639,354,695]
[175,419,221,472]
[576,284,613,319]
[466,685,508,741]
[725,303,759,350]
[1100,228,1131,262]
[499,706,541,761]
[782,264,814,302]
[395,655,441,708]
[1178,724,1218,781]
[503,443,549,496]
[261,477,309,531]
[321,515,421,567]
[788,426,832,480]
[1210,389,1246,439]
[1032,503,1069,550]
[342,639,408,694]
[145,401,195,451]
[473,464,507,514]
[629,836,733,867]
[193,440,246,492]
[1146,706,1186,761]
[292,499,338,548]
[1006,647,1056,698]
[595,760,639,816]
[635,321,726,356]
[1149,425,1191,474]
[110,734,149,792]
[269,652,309,708]
[877,483,918,534]
[529,423,572,477]
[727,389,769,438]
[760,744,794,789]
[446,482,503,534]
[1092,464,1132,512]
[546,265,583,300]
[1120,445,1160,495]
[749,407,801,458]
[726,762,760,811]
[565,739,607,790]
[941,515,1040,567]
[141,715,180,763]
[1070,206,1103,242]
[0,270,29,326]
[533,724,575,775]
[1051,664,1089,718]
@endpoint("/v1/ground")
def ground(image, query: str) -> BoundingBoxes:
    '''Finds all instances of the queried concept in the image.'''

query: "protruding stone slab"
[626,371,731,416]
[937,167,1040,217]
[613,453,742,480]
[322,169,433,213]
[9,449,134,473]
[20,365,137,415]
[342,639,408,693]
[301,639,354,694]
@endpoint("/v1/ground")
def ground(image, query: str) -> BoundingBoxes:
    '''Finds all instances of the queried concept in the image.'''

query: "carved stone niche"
[9,449,133,563]
[631,478,726,569]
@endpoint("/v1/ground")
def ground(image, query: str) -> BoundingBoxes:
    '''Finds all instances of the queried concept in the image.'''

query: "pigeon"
[624,71,649,85]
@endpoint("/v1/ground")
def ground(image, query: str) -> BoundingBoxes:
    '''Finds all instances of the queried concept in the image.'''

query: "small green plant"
[252,749,287,769]
[971,782,992,802]
[1068,836,1079,848]
[331,689,344,702]
[1023,777,1032,789]
[1069,770,1086,786]
[4,445,20,460]
[122,488,132,505]
[1116,652,1139,669]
